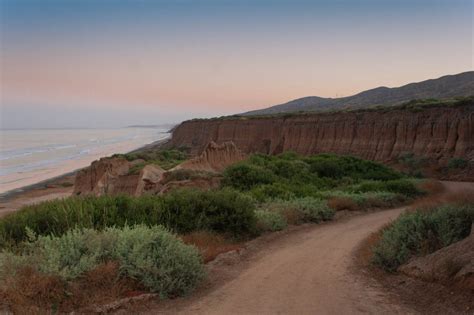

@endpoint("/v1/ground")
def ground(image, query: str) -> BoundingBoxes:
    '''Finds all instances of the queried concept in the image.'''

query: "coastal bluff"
[167,104,473,178]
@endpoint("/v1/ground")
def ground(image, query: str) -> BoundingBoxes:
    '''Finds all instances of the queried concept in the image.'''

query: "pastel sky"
[1,0,473,128]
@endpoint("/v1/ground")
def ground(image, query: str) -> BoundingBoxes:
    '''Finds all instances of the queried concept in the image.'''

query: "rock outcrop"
[168,104,474,179]
[399,231,474,290]
[73,142,237,196]
[74,158,165,196]
[172,141,246,173]
[73,157,130,196]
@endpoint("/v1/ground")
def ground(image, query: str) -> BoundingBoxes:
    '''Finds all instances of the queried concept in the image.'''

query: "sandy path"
[168,181,473,315]
[178,208,410,315]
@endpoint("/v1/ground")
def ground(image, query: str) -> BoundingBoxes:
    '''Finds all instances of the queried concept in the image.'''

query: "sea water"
[0,127,170,194]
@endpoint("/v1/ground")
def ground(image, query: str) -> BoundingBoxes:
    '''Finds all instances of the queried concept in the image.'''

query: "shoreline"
[0,136,171,216]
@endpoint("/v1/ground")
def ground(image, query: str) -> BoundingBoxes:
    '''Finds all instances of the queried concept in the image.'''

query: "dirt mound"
[172,141,246,173]
[399,230,474,290]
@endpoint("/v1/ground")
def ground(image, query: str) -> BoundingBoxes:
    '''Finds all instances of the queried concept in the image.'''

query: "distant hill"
[242,71,474,116]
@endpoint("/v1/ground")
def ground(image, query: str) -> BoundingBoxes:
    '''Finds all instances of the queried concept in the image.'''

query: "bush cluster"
[372,204,474,271]
[114,148,189,170]
[0,188,256,248]
[223,153,404,203]
[254,210,287,232]
[315,190,406,209]
[0,225,205,298]
[354,179,422,197]
[259,197,335,225]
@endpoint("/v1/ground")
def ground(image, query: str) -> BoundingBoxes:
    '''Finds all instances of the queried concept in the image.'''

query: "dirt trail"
[162,181,473,315]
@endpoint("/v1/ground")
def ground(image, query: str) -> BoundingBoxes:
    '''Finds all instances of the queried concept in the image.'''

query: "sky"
[0,0,473,129]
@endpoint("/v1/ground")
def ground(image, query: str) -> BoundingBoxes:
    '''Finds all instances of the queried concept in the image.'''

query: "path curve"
[167,181,473,315]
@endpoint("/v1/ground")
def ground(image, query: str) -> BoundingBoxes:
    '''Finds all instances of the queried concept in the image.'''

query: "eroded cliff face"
[73,158,165,196]
[172,141,246,173]
[169,105,474,164]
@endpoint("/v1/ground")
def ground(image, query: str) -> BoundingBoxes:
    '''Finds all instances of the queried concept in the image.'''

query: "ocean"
[0,127,170,194]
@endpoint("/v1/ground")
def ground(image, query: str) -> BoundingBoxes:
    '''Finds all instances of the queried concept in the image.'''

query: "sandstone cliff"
[169,105,474,166]
[172,141,246,173]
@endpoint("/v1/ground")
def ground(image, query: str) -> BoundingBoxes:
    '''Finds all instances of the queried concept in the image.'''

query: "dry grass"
[444,190,474,205]
[181,231,242,263]
[357,222,392,267]
[279,207,305,225]
[1,267,65,314]
[328,197,358,211]
[0,262,141,314]
[409,190,474,213]
[418,179,445,195]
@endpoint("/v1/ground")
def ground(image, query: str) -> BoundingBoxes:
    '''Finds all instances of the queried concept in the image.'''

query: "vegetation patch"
[447,158,468,169]
[255,209,287,232]
[188,96,474,121]
[114,148,189,171]
[260,198,334,224]
[0,225,205,311]
[0,188,256,248]
[222,153,408,204]
[161,169,217,184]
[372,204,474,272]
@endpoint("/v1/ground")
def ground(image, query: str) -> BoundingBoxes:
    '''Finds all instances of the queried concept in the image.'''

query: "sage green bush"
[262,197,334,223]
[372,204,474,272]
[255,209,287,232]
[0,225,205,298]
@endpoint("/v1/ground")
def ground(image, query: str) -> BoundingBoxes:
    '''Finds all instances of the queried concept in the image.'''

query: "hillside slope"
[243,71,474,115]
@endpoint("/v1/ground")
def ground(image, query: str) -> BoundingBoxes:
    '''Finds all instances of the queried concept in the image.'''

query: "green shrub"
[268,159,310,179]
[262,198,334,223]
[447,158,468,169]
[115,149,189,170]
[305,154,402,180]
[384,179,422,197]
[0,225,205,297]
[222,163,276,190]
[161,169,216,184]
[111,225,205,296]
[161,188,256,237]
[315,190,405,209]
[0,189,256,247]
[255,210,287,232]
[249,183,296,202]
[398,152,427,176]
[372,204,474,271]
[355,179,422,197]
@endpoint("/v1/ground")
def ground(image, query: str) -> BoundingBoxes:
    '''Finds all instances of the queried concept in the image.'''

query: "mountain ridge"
[242,71,474,115]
